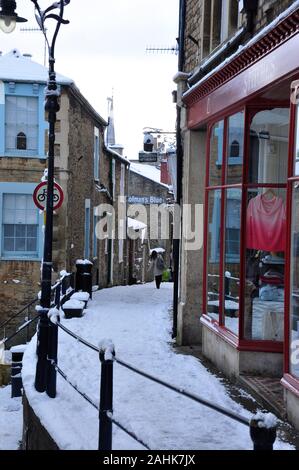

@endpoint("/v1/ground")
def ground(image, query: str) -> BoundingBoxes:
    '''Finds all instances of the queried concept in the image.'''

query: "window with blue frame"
[5,96,38,152]
[84,200,91,259]
[94,128,100,180]
[1,82,47,158]
[93,213,98,257]
[0,187,42,259]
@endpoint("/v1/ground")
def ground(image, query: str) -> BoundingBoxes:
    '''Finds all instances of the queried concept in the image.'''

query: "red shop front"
[183,9,299,428]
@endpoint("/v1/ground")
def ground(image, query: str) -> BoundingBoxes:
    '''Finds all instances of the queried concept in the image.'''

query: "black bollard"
[11,347,25,398]
[250,415,277,450]
[75,261,93,295]
[98,347,114,450]
[54,284,61,308]
[81,272,92,299]
[46,310,59,399]
[34,308,50,393]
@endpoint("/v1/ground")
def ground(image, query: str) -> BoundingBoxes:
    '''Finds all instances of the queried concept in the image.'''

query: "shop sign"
[138,152,158,163]
[127,195,165,205]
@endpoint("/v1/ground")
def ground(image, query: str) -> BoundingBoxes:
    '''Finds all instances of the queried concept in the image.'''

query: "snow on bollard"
[48,308,60,325]
[98,339,115,451]
[249,411,277,450]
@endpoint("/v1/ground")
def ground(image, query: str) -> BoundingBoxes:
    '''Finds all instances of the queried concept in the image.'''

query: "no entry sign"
[33,181,64,211]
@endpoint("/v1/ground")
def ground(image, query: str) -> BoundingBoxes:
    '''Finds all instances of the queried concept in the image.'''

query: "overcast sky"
[2,0,179,158]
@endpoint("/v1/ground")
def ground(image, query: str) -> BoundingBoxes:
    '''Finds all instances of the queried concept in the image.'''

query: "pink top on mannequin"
[246,192,286,252]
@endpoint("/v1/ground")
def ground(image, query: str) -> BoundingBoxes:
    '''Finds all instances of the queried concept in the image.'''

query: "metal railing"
[0,272,74,348]
[45,317,277,451]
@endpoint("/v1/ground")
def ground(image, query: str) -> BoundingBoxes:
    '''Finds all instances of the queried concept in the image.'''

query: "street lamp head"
[0,0,27,33]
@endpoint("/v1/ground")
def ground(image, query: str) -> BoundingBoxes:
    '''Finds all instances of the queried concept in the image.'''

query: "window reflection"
[249,108,289,184]
[207,190,221,322]
[209,121,224,187]
[223,188,241,335]
[226,111,244,185]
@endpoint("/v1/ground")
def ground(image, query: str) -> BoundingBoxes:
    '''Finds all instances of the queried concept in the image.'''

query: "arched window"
[17,132,27,150]
[230,140,239,158]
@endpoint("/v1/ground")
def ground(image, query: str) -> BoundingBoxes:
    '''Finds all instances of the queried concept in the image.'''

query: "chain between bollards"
[98,342,115,451]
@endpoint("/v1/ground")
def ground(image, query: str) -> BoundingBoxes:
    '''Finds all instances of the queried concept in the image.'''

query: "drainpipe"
[189,1,258,86]
[243,0,259,33]
[172,0,186,339]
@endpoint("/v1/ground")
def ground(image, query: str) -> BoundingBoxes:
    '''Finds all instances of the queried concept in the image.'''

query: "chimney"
[161,158,170,185]
[110,144,124,156]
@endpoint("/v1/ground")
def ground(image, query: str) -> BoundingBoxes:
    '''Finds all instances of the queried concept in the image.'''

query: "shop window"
[2,194,38,258]
[244,185,287,341]
[243,108,289,341]
[5,96,38,153]
[226,111,244,183]
[202,0,240,58]
[207,190,221,322]
[209,191,241,263]
[209,120,224,187]
[223,188,242,334]
[248,108,289,184]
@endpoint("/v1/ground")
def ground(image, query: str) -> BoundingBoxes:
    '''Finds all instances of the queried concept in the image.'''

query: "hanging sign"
[33,181,64,211]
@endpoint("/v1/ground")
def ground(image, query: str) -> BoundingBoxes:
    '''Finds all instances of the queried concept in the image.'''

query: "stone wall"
[253,0,295,32]
[22,394,59,450]
[183,0,296,74]
[128,170,173,283]
[184,0,203,73]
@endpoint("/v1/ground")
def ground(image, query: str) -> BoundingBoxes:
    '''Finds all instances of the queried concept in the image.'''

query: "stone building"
[0,49,130,330]
[128,162,174,284]
[175,0,299,429]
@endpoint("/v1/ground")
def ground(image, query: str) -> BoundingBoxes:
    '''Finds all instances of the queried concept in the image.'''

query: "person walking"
[148,250,165,289]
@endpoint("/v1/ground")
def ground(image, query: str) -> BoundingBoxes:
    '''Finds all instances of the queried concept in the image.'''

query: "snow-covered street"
[0,386,22,450]
[17,283,294,450]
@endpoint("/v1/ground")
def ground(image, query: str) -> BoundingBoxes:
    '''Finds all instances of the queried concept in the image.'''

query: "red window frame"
[203,103,290,352]
[283,85,299,393]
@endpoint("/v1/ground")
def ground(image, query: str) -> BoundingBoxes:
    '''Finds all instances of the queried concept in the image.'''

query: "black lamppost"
[0,0,70,396]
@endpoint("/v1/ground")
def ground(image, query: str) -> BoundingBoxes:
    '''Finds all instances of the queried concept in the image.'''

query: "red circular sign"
[33,181,64,211]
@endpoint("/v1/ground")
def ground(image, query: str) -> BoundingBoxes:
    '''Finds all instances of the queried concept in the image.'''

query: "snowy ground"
[22,283,294,450]
[0,386,22,450]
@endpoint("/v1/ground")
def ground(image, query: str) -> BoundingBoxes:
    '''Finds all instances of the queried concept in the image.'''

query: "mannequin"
[246,189,286,253]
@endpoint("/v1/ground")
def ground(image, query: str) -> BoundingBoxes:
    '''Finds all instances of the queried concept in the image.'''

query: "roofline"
[1,77,73,86]
[68,84,108,127]
[104,146,130,165]
[129,166,170,189]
